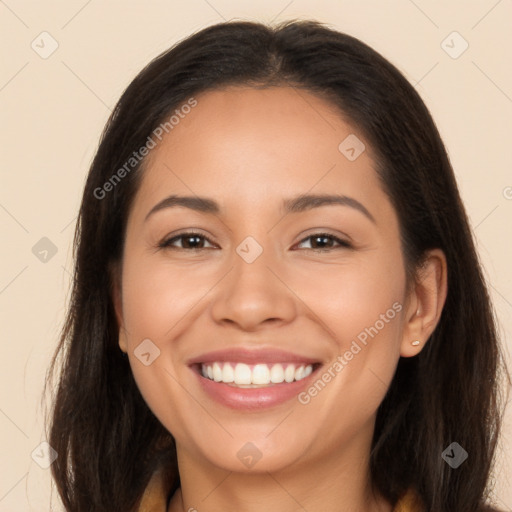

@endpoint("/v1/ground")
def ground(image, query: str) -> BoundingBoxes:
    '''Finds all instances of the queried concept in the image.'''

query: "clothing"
[136,469,424,512]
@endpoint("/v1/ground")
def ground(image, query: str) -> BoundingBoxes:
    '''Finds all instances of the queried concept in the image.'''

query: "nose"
[210,242,297,332]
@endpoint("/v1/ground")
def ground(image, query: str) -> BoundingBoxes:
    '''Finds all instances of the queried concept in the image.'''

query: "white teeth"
[294,365,305,381]
[270,363,285,383]
[234,363,252,385]
[284,364,295,383]
[252,364,270,385]
[212,362,223,382]
[222,362,234,383]
[200,362,315,386]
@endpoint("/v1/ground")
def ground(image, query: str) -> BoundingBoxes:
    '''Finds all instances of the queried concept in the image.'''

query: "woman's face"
[115,86,411,473]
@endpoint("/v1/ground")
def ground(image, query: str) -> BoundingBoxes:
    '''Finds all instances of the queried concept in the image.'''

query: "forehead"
[129,86,389,221]
[156,85,359,162]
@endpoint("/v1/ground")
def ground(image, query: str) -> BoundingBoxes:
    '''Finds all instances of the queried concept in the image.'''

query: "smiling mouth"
[192,361,322,387]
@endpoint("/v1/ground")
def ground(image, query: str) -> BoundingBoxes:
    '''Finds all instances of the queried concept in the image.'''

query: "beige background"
[1,1,511,510]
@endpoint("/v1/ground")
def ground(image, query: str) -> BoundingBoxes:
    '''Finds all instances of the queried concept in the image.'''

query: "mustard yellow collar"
[137,470,423,512]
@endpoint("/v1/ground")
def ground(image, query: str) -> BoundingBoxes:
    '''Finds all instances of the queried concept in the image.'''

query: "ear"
[110,261,128,354]
[400,248,448,357]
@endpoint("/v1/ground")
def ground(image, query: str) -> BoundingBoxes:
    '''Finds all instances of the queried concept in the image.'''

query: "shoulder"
[392,488,424,512]
[137,469,169,512]
[393,490,506,512]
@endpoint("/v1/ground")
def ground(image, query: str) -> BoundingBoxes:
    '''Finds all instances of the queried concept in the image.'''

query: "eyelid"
[158,230,217,250]
[293,231,352,250]
[297,227,352,242]
[158,229,353,251]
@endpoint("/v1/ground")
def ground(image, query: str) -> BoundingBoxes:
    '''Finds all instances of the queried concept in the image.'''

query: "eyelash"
[158,231,352,251]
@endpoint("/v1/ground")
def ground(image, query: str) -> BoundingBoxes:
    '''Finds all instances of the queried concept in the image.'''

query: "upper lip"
[187,347,322,366]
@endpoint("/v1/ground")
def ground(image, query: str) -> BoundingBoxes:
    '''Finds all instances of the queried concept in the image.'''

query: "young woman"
[45,20,509,512]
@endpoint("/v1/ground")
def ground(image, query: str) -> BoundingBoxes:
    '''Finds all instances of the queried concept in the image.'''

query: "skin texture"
[113,86,447,512]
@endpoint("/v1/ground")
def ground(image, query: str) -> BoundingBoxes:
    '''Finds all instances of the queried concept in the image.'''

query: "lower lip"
[192,365,320,410]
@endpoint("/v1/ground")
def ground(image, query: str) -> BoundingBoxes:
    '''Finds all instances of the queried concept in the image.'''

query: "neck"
[167,423,392,512]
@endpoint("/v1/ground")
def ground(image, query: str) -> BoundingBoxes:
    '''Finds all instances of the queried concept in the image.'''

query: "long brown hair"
[44,19,510,511]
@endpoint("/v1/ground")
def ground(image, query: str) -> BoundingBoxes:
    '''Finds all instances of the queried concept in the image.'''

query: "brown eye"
[295,233,352,251]
[159,232,215,250]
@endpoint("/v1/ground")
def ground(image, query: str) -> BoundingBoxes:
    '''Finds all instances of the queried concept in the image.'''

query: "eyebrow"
[145,193,376,224]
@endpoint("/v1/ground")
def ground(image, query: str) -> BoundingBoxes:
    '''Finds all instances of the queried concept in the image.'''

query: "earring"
[411,340,420,346]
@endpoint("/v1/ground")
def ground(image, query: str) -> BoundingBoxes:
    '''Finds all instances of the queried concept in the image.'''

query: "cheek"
[290,248,405,407]
[128,364,196,448]
[291,251,405,346]
[119,253,216,432]
[294,266,404,444]
[120,252,214,343]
